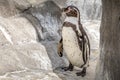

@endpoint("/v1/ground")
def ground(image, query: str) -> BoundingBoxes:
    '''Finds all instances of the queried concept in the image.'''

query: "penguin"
[57,6,90,77]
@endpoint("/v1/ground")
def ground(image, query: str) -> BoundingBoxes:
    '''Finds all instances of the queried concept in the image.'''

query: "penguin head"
[62,6,79,17]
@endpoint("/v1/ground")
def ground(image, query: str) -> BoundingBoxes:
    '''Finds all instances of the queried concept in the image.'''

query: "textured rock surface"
[0,70,62,80]
[22,1,64,41]
[0,0,18,17]
[0,17,37,45]
[82,20,100,49]
[0,16,53,75]
[0,0,100,80]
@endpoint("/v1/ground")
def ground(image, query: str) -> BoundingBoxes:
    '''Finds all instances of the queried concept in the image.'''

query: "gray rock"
[0,0,19,17]
[0,15,52,76]
[0,43,52,75]
[22,13,44,41]
[27,1,63,41]
[0,16,37,45]
[41,41,68,69]
[0,70,62,80]
[0,30,10,47]
[82,20,100,50]
[26,0,67,7]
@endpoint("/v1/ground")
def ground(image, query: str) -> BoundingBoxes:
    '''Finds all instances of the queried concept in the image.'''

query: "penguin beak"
[61,8,66,12]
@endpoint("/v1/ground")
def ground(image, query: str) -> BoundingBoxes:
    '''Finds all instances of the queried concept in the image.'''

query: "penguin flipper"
[57,38,63,57]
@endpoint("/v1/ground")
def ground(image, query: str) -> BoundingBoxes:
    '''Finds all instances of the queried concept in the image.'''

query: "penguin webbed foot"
[76,67,86,77]
[62,63,74,71]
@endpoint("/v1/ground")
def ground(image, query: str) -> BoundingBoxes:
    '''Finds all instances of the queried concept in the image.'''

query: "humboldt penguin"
[57,6,90,77]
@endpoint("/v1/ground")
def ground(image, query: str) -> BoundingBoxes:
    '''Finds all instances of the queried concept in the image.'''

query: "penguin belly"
[62,27,84,67]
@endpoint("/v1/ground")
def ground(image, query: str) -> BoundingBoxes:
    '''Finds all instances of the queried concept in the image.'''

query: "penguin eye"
[68,7,73,11]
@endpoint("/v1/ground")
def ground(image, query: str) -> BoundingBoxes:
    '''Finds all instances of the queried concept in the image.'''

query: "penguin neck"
[64,16,82,36]
[64,17,78,25]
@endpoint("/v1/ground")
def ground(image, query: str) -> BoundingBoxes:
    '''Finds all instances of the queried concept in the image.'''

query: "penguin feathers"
[57,5,90,76]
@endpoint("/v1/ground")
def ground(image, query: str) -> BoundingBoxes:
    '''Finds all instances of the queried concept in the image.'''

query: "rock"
[0,30,10,47]
[52,0,67,7]
[0,16,37,45]
[0,70,62,80]
[82,20,100,50]
[0,0,19,17]
[0,43,52,75]
[27,0,67,7]
[12,0,32,12]
[22,13,44,41]
[41,41,68,69]
[24,1,64,41]
[0,14,52,76]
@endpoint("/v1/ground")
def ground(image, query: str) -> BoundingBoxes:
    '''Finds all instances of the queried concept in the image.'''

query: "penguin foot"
[62,63,74,71]
[76,68,86,77]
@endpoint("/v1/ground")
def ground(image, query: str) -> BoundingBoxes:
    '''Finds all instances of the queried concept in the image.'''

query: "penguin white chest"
[62,27,84,67]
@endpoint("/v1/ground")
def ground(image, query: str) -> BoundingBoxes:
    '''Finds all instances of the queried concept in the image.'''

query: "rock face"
[25,1,63,41]
[0,0,100,80]
[0,16,53,74]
